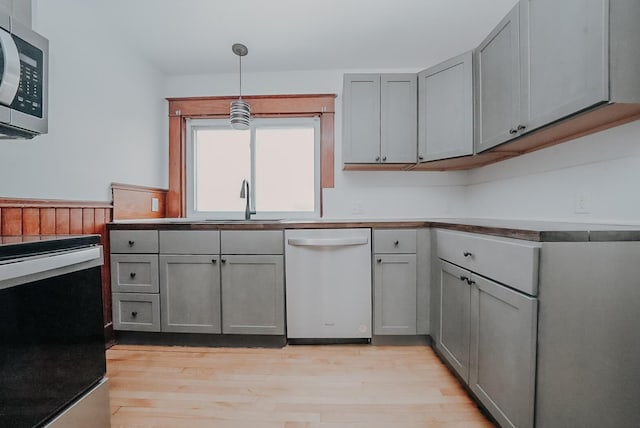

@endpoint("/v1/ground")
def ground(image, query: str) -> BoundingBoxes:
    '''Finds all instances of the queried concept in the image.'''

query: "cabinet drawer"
[112,293,160,332]
[110,230,158,253]
[111,254,159,293]
[159,230,220,254]
[374,229,417,253]
[436,230,540,295]
[221,230,284,254]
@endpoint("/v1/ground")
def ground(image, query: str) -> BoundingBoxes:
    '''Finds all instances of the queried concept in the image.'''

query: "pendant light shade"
[230,43,250,130]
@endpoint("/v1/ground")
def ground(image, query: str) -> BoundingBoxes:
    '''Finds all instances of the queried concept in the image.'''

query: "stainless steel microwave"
[0,12,48,139]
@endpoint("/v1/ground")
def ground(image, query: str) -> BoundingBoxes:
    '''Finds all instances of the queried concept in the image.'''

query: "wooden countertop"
[107,218,640,242]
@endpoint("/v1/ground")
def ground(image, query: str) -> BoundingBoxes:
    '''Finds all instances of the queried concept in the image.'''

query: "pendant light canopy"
[230,43,250,130]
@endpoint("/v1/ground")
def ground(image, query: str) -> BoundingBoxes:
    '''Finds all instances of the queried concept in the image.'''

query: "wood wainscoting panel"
[112,182,168,220]
[0,198,114,341]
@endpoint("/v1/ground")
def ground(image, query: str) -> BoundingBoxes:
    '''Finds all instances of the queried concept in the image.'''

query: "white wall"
[465,120,640,225]
[166,70,469,219]
[0,1,167,201]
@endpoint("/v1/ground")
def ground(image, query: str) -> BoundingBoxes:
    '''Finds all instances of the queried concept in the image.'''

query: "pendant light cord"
[239,55,243,99]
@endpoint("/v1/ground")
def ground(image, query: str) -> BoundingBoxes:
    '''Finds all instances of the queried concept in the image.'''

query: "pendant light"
[230,43,250,130]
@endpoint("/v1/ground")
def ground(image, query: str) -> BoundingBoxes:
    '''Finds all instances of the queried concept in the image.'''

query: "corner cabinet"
[477,0,640,153]
[343,73,417,164]
[220,231,285,335]
[433,230,540,428]
[418,51,474,162]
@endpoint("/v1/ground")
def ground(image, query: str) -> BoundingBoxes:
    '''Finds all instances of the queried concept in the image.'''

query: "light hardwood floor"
[107,344,493,428]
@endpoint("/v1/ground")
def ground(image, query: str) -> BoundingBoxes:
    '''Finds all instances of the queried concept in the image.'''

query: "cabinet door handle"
[128,240,135,246]
[509,128,518,135]
[517,124,527,131]
[211,259,217,264]
[463,251,473,257]
[375,156,380,162]
[377,258,382,263]
[221,259,226,264]
[382,156,387,162]
[418,155,424,161]
[460,275,469,282]
[129,272,137,278]
[467,279,476,285]
[131,311,138,317]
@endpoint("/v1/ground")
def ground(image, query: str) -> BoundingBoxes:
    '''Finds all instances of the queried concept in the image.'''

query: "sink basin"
[202,219,283,223]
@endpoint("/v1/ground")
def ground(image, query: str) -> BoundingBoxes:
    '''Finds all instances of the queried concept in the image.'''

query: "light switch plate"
[151,197,159,212]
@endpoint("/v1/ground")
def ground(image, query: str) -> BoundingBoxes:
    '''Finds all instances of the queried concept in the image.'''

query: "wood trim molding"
[166,94,336,218]
[0,197,112,208]
[111,182,168,220]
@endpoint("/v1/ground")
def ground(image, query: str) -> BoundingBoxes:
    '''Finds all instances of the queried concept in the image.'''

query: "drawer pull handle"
[393,240,399,247]
[377,258,382,263]
[517,124,527,131]
[509,128,518,135]
[129,272,137,279]
[131,311,138,317]
[463,251,473,257]
[460,275,469,282]
[128,240,135,246]
[467,279,476,285]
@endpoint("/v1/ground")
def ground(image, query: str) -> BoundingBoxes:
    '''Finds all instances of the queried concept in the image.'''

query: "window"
[186,117,320,219]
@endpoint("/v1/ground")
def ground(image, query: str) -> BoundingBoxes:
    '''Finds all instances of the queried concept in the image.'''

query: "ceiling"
[89,0,518,76]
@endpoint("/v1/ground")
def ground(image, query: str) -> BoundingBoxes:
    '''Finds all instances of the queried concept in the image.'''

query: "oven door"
[0,247,106,427]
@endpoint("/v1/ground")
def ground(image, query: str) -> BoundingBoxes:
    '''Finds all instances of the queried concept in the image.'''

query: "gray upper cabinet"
[476,3,523,152]
[381,74,418,163]
[342,74,381,163]
[343,73,417,164]
[159,255,221,334]
[418,51,474,161]
[523,0,608,134]
[221,255,285,335]
[477,0,640,153]
[469,274,537,428]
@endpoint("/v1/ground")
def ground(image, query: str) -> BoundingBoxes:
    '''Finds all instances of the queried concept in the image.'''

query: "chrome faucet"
[240,179,256,220]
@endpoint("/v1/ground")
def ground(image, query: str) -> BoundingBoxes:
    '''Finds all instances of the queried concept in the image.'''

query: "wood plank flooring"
[106,344,493,427]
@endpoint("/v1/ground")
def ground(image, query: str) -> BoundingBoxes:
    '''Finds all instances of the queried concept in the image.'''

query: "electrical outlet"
[352,200,364,216]
[151,197,159,212]
[574,190,591,214]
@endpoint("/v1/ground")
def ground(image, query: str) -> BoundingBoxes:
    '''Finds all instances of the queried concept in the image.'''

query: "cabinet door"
[418,51,473,161]
[381,74,417,163]
[437,260,471,382]
[221,255,284,335]
[469,274,537,428]
[342,74,381,163]
[374,254,417,335]
[159,255,221,334]
[524,0,608,133]
[476,3,522,152]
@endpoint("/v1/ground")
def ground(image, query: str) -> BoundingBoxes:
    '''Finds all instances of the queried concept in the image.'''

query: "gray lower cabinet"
[434,229,538,428]
[159,255,221,334]
[220,255,284,335]
[469,274,537,428]
[373,254,417,335]
[437,260,471,381]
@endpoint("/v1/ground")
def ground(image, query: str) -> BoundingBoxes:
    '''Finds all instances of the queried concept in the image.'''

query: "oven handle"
[0,247,103,284]
[287,237,369,247]
[0,28,20,106]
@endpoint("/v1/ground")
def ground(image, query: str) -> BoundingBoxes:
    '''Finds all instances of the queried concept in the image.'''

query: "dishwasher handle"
[287,237,369,247]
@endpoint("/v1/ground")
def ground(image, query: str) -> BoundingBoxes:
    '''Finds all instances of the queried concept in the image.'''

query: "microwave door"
[0,26,20,107]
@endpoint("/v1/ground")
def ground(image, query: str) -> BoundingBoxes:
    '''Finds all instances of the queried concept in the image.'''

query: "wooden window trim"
[167,94,336,218]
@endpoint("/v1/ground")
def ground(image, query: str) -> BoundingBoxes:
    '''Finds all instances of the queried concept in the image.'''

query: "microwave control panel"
[10,35,43,118]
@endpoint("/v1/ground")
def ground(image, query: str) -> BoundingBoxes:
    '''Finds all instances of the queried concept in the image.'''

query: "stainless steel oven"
[0,235,109,427]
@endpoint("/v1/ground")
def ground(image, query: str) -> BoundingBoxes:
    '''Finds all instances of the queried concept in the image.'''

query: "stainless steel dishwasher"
[285,228,371,341]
